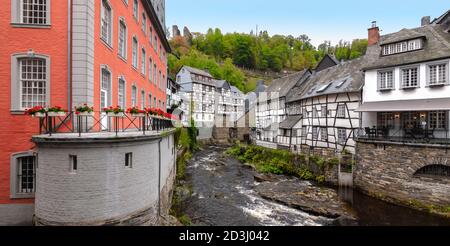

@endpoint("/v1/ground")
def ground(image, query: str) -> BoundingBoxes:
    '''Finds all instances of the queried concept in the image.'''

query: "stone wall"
[213,127,249,144]
[33,131,176,226]
[355,140,450,208]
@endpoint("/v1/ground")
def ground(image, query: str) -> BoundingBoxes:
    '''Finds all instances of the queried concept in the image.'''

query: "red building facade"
[0,0,169,225]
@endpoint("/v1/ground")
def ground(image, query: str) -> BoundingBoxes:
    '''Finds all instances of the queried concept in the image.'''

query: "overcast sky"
[166,0,448,47]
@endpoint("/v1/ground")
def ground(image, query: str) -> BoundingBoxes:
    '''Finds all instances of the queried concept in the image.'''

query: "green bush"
[298,167,314,180]
[315,175,326,184]
[178,214,193,226]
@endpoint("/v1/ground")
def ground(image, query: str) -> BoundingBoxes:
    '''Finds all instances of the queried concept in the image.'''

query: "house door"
[100,89,108,130]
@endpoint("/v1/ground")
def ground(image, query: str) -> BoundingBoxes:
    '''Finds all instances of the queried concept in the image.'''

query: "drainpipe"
[67,0,72,112]
[158,138,162,216]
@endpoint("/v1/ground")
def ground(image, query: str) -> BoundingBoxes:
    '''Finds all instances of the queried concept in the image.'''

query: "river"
[178,145,450,226]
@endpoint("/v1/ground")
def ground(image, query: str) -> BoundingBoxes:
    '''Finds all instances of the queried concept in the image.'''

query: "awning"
[355,98,450,112]
[279,115,303,129]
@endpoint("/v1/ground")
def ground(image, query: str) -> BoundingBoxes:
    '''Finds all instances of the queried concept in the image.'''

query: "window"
[381,39,422,56]
[321,106,328,117]
[312,107,319,118]
[141,90,145,109]
[118,78,126,109]
[320,128,328,141]
[377,112,394,128]
[159,70,162,89]
[131,86,137,106]
[101,0,112,46]
[338,129,347,145]
[378,70,394,90]
[141,48,146,75]
[150,27,153,46]
[118,19,127,59]
[125,153,133,168]
[429,111,447,129]
[337,105,346,118]
[19,58,47,110]
[153,64,157,84]
[312,127,319,140]
[133,0,138,20]
[101,67,111,108]
[69,155,77,173]
[12,0,50,25]
[149,94,152,107]
[132,37,138,68]
[11,153,37,199]
[401,67,419,89]
[142,13,147,33]
[428,63,448,86]
[149,58,153,82]
[154,36,158,52]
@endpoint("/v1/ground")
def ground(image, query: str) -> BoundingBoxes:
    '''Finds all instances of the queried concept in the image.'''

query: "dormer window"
[381,39,423,56]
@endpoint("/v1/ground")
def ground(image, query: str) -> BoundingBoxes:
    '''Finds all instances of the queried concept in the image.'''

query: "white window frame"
[312,127,319,140]
[427,61,449,86]
[149,58,153,82]
[10,151,37,199]
[336,105,346,118]
[131,85,137,107]
[377,69,395,91]
[133,0,138,21]
[142,12,147,34]
[141,48,146,75]
[400,66,420,89]
[132,36,138,69]
[320,127,328,142]
[100,0,114,47]
[118,17,128,60]
[11,53,51,112]
[141,90,146,109]
[118,76,126,109]
[338,129,347,145]
[11,0,51,27]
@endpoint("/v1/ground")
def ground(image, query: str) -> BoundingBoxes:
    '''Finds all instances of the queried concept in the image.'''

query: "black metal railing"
[355,127,450,145]
[34,111,177,137]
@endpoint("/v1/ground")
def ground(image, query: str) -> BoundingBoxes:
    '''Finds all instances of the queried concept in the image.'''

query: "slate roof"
[279,115,302,129]
[363,23,450,70]
[230,86,243,94]
[183,66,214,78]
[215,80,230,89]
[264,70,308,100]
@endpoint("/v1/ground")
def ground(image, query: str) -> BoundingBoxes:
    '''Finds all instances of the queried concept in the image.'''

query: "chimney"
[368,21,380,46]
[421,16,431,26]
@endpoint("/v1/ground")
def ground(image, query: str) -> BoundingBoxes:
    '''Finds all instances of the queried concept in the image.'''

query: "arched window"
[10,152,37,199]
[414,165,450,178]
[100,0,113,46]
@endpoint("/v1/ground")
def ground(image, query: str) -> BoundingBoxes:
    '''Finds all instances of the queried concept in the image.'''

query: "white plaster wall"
[363,59,450,103]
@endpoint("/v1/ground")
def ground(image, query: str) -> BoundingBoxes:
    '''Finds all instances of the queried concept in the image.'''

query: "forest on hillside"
[168,28,368,93]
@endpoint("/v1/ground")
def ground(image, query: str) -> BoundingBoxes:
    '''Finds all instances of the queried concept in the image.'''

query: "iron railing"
[355,127,450,145]
[35,111,177,137]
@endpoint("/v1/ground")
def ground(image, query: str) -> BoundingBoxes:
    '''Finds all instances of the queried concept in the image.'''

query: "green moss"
[315,175,326,184]
[178,214,193,226]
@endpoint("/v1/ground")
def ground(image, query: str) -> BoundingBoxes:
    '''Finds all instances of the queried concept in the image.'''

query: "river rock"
[254,173,279,183]
[256,180,357,221]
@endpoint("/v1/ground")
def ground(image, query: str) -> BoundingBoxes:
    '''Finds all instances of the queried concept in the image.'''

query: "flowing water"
[180,145,450,226]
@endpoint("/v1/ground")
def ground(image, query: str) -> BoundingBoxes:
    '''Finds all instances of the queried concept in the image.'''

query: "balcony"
[32,111,177,138]
[356,127,450,146]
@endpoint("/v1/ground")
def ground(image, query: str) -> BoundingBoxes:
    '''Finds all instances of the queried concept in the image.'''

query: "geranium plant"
[25,106,46,116]
[75,104,94,115]
[48,106,66,113]
[103,106,124,114]
[126,106,146,115]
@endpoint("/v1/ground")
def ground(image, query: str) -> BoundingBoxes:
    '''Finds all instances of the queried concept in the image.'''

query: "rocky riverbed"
[173,145,450,226]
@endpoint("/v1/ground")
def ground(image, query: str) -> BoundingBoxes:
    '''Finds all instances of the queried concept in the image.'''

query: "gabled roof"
[264,70,308,100]
[363,24,450,70]
[432,9,450,24]
[215,80,230,89]
[287,55,371,102]
[182,65,214,78]
[315,54,339,72]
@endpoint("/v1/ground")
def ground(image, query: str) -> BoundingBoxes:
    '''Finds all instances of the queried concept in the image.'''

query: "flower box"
[32,112,46,118]
[77,112,95,117]
[130,113,146,118]
[47,112,67,117]
[107,112,125,117]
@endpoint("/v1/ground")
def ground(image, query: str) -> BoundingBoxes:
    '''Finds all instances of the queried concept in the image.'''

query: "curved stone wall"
[32,132,176,226]
[355,140,450,208]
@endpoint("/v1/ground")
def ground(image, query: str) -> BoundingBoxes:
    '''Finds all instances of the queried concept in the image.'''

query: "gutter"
[67,0,72,111]
[158,138,162,216]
